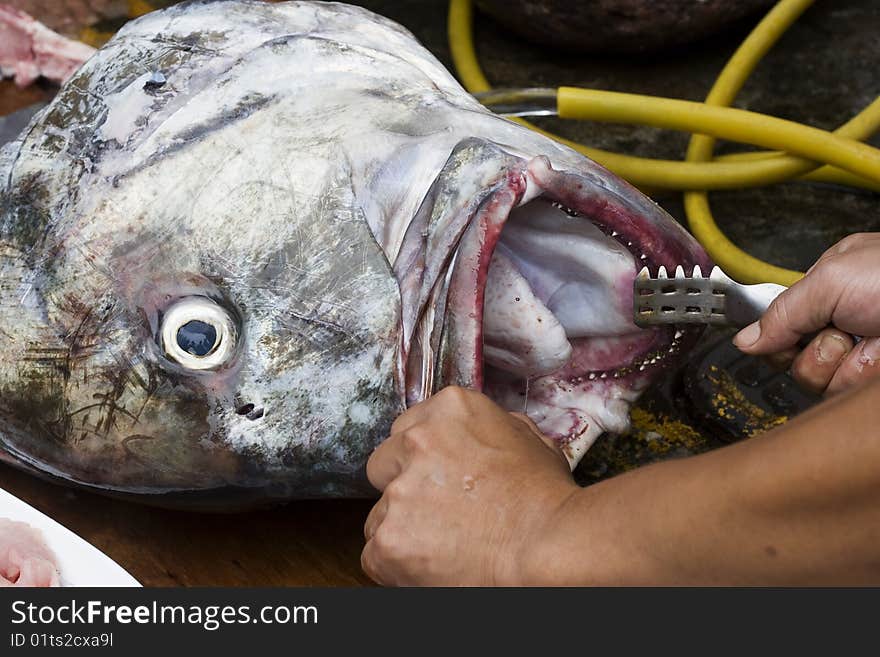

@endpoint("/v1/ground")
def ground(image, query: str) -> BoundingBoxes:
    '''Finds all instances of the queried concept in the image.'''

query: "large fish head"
[0,0,709,505]
[0,1,425,503]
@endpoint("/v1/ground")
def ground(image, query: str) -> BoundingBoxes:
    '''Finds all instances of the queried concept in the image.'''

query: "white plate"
[0,487,141,587]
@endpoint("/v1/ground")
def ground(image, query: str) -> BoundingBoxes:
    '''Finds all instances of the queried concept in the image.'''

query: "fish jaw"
[395,140,711,465]
[0,0,711,503]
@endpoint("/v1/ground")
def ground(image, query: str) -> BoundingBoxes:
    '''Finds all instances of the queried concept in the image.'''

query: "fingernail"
[860,337,880,365]
[816,334,848,363]
[734,322,761,348]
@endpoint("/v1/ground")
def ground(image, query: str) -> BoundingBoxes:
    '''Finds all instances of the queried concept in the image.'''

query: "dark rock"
[474,0,775,53]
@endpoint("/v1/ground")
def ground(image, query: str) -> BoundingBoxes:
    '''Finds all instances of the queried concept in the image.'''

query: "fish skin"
[0,1,709,508]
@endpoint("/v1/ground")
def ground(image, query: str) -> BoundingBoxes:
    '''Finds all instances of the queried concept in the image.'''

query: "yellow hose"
[557,88,880,184]
[685,0,811,285]
[448,0,880,192]
[448,0,880,285]
[717,152,880,194]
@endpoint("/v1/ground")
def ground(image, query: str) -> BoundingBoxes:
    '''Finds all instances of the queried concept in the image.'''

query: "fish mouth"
[398,142,710,465]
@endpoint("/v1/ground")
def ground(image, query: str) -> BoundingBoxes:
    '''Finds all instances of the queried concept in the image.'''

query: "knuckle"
[436,385,461,398]
[813,257,847,284]
[365,445,381,470]
[834,233,862,252]
[436,385,474,407]
[383,479,409,504]
[365,450,386,487]
[401,427,430,453]
[365,465,379,490]
[360,546,382,583]
[390,409,416,434]
[371,525,406,562]
[766,294,792,332]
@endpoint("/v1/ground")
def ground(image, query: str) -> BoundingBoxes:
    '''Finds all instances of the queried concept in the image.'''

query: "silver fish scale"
[634,265,787,328]
[0,0,714,504]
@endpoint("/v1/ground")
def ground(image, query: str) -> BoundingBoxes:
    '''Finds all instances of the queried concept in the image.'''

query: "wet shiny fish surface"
[0,1,708,507]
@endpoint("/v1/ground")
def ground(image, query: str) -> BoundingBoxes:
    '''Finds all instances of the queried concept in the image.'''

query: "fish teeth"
[692,264,702,278]
[657,265,668,279]
[674,265,685,279]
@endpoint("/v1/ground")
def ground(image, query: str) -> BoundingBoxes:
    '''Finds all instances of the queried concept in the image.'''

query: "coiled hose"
[448,0,880,284]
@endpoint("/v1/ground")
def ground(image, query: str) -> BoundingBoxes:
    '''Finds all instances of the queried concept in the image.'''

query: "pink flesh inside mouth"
[406,155,709,465]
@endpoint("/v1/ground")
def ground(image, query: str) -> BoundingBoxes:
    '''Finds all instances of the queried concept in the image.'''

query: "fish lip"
[403,151,711,408]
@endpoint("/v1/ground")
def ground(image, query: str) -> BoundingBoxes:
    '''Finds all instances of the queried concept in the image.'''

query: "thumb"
[733,269,840,354]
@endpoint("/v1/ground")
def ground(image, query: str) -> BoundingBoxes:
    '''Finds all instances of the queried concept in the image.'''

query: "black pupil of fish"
[176,320,218,357]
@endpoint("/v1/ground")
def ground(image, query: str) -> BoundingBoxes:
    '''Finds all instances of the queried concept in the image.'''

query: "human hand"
[361,386,577,586]
[733,233,880,395]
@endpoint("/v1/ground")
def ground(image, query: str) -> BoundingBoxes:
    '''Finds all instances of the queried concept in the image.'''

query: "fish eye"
[160,297,237,370]
[176,320,217,357]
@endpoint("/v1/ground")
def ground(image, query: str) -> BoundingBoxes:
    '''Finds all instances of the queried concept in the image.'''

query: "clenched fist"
[361,386,576,586]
